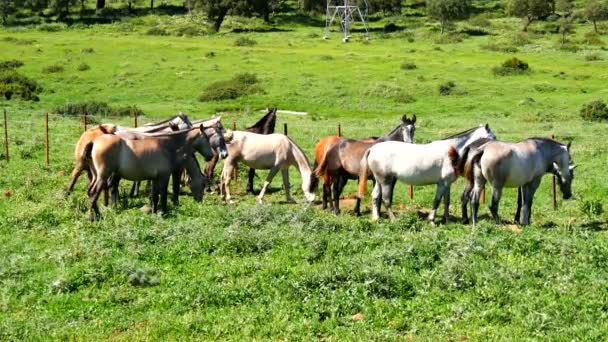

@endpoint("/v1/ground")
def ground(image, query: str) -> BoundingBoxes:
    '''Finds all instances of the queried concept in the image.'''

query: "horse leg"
[371,181,383,221]
[247,168,256,194]
[322,175,331,210]
[332,174,347,215]
[220,161,235,203]
[428,183,448,224]
[443,183,452,224]
[172,168,181,206]
[88,175,106,221]
[257,167,280,204]
[461,181,473,224]
[110,176,121,208]
[514,187,523,224]
[281,169,296,203]
[150,180,160,213]
[521,178,542,226]
[205,150,219,191]
[159,176,171,214]
[381,177,398,222]
[489,185,503,225]
[354,177,365,217]
[66,161,85,195]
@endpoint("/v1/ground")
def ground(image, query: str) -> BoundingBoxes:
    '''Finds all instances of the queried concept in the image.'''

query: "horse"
[87,124,212,220]
[219,131,316,204]
[358,124,496,223]
[313,136,341,209]
[314,115,417,216]
[202,108,277,192]
[460,138,575,226]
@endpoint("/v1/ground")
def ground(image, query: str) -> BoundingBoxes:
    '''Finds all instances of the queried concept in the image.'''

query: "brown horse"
[87,125,211,220]
[203,108,277,192]
[313,136,342,209]
[314,115,416,216]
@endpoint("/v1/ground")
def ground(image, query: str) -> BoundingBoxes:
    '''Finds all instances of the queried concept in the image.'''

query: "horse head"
[400,114,417,143]
[552,141,576,200]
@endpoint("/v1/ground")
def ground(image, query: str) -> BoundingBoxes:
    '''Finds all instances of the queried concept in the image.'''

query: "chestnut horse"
[314,115,416,216]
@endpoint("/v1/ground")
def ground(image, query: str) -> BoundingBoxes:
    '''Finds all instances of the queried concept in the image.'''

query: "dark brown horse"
[204,108,277,192]
[315,115,416,216]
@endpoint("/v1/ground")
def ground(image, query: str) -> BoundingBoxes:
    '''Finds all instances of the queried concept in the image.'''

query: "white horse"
[220,131,316,204]
[359,124,496,222]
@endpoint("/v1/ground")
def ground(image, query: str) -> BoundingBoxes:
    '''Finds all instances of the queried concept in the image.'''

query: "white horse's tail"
[358,148,372,200]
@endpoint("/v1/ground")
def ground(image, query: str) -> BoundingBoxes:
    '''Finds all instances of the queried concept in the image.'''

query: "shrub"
[585,53,603,61]
[204,51,216,58]
[510,32,531,46]
[433,33,467,44]
[363,82,415,103]
[0,70,42,101]
[559,43,581,52]
[234,37,257,47]
[0,59,24,70]
[401,62,417,70]
[81,48,95,54]
[468,15,491,28]
[580,100,608,121]
[458,25,489,36]
[383,23,401,33]
[146,26,169,36]
[580,199,604,217]
[534,84,556,92]
[198,73,262,102]
[77,63,90,71]
[53,101,145,117]
[492,57,530,76]
[37,23,67,32]
[42,64,64,73]
[439,81,456,95]
[580,31,604,46]
[481,43,519,53]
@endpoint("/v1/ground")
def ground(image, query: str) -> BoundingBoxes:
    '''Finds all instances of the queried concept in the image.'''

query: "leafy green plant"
[580,100,608,121]
[493,57,530,76]
[234,37,257,47]
[0,70,42,101]
[0,59,24,70]
[199,73,262,102]
[42,64,64,73]
[439,81,456,95]
[53,101,144,117]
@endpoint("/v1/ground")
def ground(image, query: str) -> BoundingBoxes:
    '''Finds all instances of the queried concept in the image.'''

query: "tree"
[48,0,76,19]
[194,0,278,32]
[584,0,608,33]
[96,0,104,11]
[369,0,401,15]
[0,0,18,23]
[508,0,553,31]
[555,0,573,15]
[426,0,472,34]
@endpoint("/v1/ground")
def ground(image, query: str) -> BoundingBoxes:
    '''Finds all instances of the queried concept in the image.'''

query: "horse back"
[337,139,376,176]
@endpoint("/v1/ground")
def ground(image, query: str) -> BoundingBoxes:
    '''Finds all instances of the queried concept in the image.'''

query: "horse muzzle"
[219,150,229,159]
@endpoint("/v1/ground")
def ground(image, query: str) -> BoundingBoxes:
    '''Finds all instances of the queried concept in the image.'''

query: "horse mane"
[246,108,277,134]
[527,137,560,144]
[441,126,479,140]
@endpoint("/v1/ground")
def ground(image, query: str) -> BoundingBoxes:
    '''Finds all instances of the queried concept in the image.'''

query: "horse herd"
[66,108,576,226]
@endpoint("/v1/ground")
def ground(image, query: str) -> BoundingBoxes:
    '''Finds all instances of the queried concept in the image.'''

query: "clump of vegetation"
[426,0,472,34]
[53,101,145,117]
[363,82,416,103]
[80,48,95,54]
[580,32,604,46]
[146,26,170,36]
[127,268,159,287]
[199,73,263,102]
[481,43,518,53]
[438,81,456,95]
[234,37,257,47]
[42,64,64,73]
[0,70,42,101]
[205,51,216,58]
[400,62,417,70]
[580,100,608,121]
[77,63,90,71]
[0,59,24,70]
[1,37,36,45]
[585,53,603,61]
[433,33,467,44]
[492,57,530,76]
[580,198,604,217]
[534,84,556,92]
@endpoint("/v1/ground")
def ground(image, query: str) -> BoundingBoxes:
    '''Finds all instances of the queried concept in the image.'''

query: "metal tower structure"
[323,0,370,42]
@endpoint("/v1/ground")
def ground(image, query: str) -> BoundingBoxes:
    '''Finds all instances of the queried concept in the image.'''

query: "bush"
[492,57,530,76]
[580,32,604,46]
[0,70,42,101]
[234,37,257,47]
[81,48,95,54]
[468,15,492,28]
[77,63,90,71]
[559,43,581,52]
[401,62,417,70]
[585,53,603,61]
[146,26,169,36]
[42,64,64,73]
[481,43,518,53]
[0,59,24,70]
[198,73,263,102]
[204,51,216,58]
[433,33,467,44]
[580,199,604,217]
[438,81,456,96]
[363,82,415,103]
[458,25,490,36]
[580,100,608,121]
[53,101,145,117]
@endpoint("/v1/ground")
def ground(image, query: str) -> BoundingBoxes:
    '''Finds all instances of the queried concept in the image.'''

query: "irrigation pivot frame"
[323,0,370,42]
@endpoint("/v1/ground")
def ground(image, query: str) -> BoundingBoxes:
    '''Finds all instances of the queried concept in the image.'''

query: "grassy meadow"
[1,13,608,339]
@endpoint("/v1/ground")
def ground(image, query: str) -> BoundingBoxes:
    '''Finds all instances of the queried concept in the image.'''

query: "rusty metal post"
[83,111,87,132]
[45,112,49,167]
[133,111,138,128]
[337,123,341,137]
[232,121,237,183]
[3,109,8,162]
[552,134,557,210]
[409,184,413,200]
[481,188,485,204]
[283,123,288,136]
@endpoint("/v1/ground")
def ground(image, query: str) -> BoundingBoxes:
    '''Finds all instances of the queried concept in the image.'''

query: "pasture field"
[1,16,608,339]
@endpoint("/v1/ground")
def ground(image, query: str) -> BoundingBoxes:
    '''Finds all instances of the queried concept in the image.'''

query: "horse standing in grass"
[359,124,496,223]
[314,115,416,216]
[202,108,277,192]
[87,124,212,220]
[219,131,316,204]
[460,138,575,226]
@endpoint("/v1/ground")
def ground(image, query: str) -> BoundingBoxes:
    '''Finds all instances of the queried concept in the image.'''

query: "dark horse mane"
[442,126,479,140]
[246,108,277,135]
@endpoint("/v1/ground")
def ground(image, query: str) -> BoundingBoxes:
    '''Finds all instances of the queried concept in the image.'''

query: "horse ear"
[485,123,490,130]
[566,141,571,151]
[199,123,206,131]
[412,114,416,124]
[552,162,560,172]
[401,114,407,122]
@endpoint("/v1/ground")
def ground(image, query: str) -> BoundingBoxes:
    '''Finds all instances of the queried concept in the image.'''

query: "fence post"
[283,123,288,136]
[45,112,49,167]
[337,123,341,137]
[133,111,138,128]
[83,111,87,132]
[3,109,8,162]
[409,184,413,200]
[232,121,237,184]
[481,189,485,204]
[551,134,557,210]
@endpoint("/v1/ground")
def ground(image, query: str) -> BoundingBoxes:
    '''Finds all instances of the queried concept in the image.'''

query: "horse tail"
[463,149,484,183]
[358,148,372,200]
[314,151,329,178]
[457,146,470,176]
[98,124,114,134]
[448,146,460,176]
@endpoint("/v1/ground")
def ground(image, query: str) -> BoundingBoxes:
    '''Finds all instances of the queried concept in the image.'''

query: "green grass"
[1,16,608,339]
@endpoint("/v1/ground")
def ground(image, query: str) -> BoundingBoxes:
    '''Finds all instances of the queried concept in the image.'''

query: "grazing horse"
[359,124,496,223]
[314,115,416,216]
[87,125,212,220]
[202,108,277,192]
[460,138,575,226]
[219,131,316,204]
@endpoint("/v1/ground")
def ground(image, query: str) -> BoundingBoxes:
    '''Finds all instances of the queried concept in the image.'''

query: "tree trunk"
[440,19,445,34]
[96,0,105,10]
[150,0,153,10]
[523,17,532,32]
[594,20,598,33]
[213,7,228,32]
